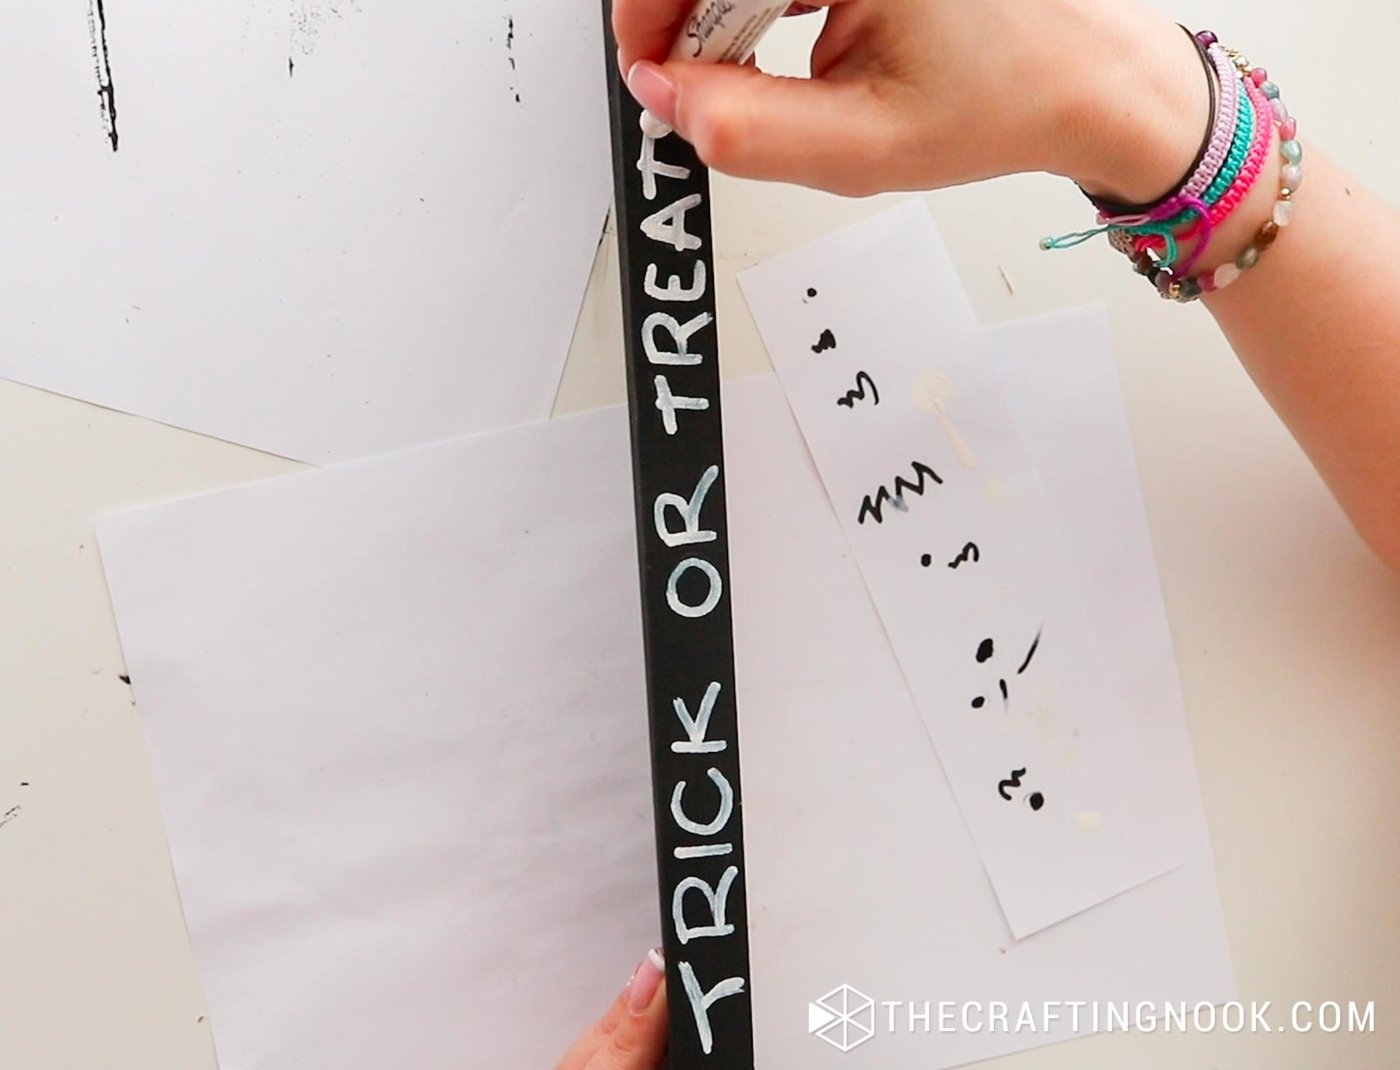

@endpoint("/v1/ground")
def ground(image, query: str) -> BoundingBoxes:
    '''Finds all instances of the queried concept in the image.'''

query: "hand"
[614,0,1208,203]
[555,949,669,1070]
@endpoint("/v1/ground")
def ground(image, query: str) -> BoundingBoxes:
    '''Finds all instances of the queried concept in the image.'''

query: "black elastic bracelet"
[1080,24,1218,216]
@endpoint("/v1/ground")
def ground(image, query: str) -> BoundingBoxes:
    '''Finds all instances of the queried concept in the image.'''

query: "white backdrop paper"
[98,363,1232,1070]
[0,0,609,462]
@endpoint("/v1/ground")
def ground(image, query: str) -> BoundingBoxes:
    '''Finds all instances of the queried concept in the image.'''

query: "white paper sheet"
[0,1,609,463]
[98,369,1232,1070]
[739,204,1181,936]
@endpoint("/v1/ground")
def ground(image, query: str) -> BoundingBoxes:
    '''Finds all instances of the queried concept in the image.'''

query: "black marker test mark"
[971,630,1043,710]
[86,0,119,151]
[857,462,943,525]
[1016,630,1042,676]
[505,13,521,103]
[804,287,818,301]
[997,769,1046,811]
[810,329,837,354]
[948,542,980,569]
[997,768,1026,800]
[835,371,879,409]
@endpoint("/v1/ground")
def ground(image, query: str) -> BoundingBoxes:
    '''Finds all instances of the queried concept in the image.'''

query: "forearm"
[1075,12,1400,573]
[1204,150,1400,571]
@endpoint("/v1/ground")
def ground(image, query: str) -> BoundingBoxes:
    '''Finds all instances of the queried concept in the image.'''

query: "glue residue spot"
[912,369,952,412]
[1076,812,1102,832]
[913,370,977,469]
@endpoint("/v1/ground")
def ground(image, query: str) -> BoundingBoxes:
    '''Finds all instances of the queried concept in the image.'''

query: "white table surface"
[2,3,1398,1067]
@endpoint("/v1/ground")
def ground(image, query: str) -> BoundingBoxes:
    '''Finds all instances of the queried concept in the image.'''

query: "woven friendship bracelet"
[1045,29,1301,303]
[1134,71,1272,275]
[1137,34,1303,300]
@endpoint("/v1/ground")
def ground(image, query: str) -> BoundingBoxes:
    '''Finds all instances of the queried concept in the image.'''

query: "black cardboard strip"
[601,8,755,1068]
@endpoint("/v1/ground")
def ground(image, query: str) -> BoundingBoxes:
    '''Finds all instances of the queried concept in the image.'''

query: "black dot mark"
[811,328,837,354]
[1028,792,1045,811]
[920,554,933,567]
[976,638,995,663]
[971,696,986,709]
[807,288,817,298]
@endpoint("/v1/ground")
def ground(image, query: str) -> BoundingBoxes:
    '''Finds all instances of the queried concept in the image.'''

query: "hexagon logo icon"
[808,984,876,1052]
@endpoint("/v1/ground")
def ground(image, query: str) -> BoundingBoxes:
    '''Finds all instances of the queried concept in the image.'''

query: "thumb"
[626,60,894,195]
[590,948,669,1070]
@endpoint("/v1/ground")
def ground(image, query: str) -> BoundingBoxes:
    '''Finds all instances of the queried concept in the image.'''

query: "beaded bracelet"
[1138,38,1301,301]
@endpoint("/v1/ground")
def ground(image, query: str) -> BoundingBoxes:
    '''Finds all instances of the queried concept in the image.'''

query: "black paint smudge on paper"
[948,542,981,569]
[835,371,879,409]
[87,0,119,151]
[505,13,521,103]
[1016,630,1043,676]
[857,462,942,525]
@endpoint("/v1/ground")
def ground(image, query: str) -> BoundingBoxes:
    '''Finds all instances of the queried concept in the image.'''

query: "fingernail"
[626,61,678,130]
[627,947,665,1015]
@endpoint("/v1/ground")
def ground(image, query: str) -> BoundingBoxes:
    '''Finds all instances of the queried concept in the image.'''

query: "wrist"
[1047,8,1211,205]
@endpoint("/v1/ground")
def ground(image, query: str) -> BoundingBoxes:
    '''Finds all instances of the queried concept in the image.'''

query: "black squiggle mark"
[836,371,879,409]
[857,462,943,525]
[997,769,1026,801]
[811,328,837,354]
[0,805,22,831]
[948,542,980,569]
[87,0,119,151]
[1016,630,1042,676]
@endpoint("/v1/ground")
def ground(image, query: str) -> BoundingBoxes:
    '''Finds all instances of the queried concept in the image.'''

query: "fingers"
[590,949,669,1070]
[615,0,840,69]
[555,982,629,1070]
[555,949,669,1070]
[625,61,897,196]
[612,1,690,70]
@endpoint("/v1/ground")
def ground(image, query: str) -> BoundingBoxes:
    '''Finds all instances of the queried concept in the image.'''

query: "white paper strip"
[739,203,1181,936]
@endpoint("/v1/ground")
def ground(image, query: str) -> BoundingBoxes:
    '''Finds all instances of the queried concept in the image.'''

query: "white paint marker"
[639,0,794,139]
